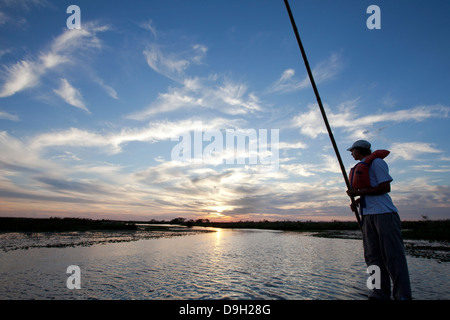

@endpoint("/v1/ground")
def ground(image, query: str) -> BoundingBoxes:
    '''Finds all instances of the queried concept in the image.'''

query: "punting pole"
[283,0,362,230]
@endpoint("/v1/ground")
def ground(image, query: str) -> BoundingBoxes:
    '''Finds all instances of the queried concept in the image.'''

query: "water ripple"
[0,228,448,300]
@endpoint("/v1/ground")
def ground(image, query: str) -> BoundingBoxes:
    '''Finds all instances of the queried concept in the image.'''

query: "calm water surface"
[0,228,448,300]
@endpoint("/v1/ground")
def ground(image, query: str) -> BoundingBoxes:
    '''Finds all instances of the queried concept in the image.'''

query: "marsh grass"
[1,217,448,242]
[189,219,450,242]
[0,217,137,232]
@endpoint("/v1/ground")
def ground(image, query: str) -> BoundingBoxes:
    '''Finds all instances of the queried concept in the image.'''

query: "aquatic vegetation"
[0,217,137,232]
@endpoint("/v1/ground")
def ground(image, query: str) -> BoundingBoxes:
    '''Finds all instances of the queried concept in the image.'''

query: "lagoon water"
[0,228,448,300]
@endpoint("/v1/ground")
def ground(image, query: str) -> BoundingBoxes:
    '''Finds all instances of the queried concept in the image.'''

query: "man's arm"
[347,181,391,197]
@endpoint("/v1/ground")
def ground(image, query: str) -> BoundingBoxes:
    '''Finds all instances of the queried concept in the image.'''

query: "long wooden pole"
[283,0,362,230]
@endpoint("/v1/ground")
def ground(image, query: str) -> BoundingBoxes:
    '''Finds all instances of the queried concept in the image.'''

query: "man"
[346,140,412,300]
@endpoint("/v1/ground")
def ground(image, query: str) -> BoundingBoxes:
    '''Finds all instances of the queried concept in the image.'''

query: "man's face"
[350,148,362,161]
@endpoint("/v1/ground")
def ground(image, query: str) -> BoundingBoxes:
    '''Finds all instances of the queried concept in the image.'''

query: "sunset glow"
[0,1,449,222]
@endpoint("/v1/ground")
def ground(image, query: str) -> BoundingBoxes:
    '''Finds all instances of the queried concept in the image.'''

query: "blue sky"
[0,0,449,222]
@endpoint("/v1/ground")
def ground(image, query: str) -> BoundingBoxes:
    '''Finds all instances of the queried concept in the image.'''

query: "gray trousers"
[362,212,412,299]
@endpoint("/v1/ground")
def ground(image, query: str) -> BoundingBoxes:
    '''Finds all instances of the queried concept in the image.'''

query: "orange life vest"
[349,150,390,189]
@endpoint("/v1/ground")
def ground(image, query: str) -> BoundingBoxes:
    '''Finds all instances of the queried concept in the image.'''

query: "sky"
[0,0,449,222]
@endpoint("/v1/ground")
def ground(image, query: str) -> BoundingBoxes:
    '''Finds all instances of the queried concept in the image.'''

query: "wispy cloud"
[143,43,207,81]
[392,177,450,215]
[292,103,450,140]
[53,78,89,113]
[92,75,118,100]
[279,140,308,150]
[0,129,153,216]
[127,76,262,119]
[1,121,449,221]
[0,59,41,97]
[0,110,19,121]
[139,19,157,37]
[28,117,246,154]
[0,10,26,27]
[139,17,209,82]
[389,142,442,161]
[0,0,48,28]
[131,22,264,119]
[267,52,343,94]
[0,22,111,100]
[0,0,49,11]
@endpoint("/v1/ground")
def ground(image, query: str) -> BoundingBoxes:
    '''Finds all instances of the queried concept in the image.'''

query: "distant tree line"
[1,216,448,241]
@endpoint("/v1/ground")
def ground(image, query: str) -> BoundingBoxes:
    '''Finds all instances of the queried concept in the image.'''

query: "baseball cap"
[347,140,371,151]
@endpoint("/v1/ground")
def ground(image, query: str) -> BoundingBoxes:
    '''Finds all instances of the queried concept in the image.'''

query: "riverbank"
[1,217,448,261]
[1,217,449,242]
[0,217,137,232]
[1,224,448,300]
[188,219,449,262]
[0,218,214,252]
[188,219,450,242]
